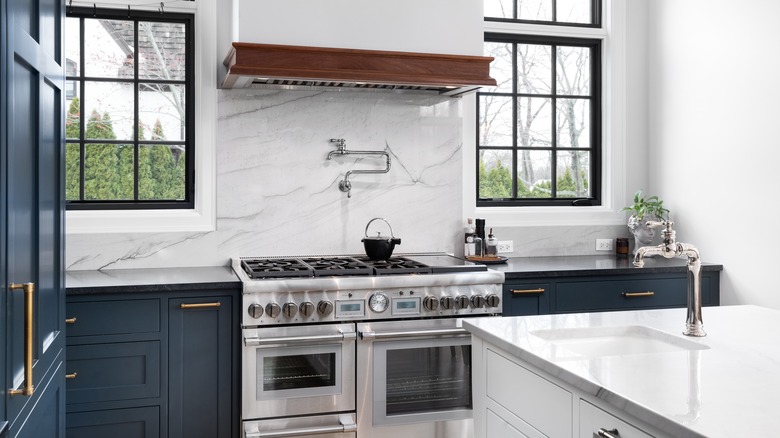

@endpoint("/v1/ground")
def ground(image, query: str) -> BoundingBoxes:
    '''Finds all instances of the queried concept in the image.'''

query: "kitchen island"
[464,305,780,438]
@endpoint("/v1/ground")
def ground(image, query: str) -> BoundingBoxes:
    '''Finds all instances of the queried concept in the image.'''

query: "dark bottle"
[475,218,486,241]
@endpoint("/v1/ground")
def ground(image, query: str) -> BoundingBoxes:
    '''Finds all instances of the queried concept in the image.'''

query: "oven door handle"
[245,414,357,437]
[359,327,469,340]
[244,331,356,347]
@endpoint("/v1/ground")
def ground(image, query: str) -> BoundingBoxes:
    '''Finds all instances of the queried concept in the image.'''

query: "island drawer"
[65,341,161,405]
[486,349,572,438]
[66,298,161,337]
[579,400,652,438]
[555,275,713,312]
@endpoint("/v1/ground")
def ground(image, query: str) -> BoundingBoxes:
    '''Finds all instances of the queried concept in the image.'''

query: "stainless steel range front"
[233,254,503,438]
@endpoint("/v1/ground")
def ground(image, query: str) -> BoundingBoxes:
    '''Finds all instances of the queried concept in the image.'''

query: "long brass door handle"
[9,282,35,397]
[180,302,221,309]
[621,291,655,298]
[511,288,545,295]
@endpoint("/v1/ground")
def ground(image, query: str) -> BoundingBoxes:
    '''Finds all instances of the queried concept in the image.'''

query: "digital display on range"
[335,300,364,318]
[392,297,420,315]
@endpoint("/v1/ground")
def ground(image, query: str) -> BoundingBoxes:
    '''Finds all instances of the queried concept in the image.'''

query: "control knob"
[455,295,470,310]
[248,303,264,319]
[282,302,298,318]
[471,294,486,309]
[423,296,439,311]
[440,296,455,310]
[485,294,501,308]
[317,300,334,317]
[265,303,281,319]
[300,301,315,318]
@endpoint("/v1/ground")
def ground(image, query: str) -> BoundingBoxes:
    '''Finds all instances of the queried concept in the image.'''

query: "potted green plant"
[622,190,669,222]
[622,190,669,254]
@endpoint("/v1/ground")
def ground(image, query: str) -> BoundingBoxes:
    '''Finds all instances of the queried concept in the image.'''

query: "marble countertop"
[66,266,240,294]
[464,305,779,438]
[490,255,722,279]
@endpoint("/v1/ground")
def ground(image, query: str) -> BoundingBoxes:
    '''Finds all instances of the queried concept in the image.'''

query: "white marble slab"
[464,305,780,438]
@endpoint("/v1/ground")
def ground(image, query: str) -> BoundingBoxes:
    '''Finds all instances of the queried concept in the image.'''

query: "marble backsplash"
[66,89,468,270]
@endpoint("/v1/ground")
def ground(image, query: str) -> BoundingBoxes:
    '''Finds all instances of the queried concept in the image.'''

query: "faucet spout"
[632,220,706,337]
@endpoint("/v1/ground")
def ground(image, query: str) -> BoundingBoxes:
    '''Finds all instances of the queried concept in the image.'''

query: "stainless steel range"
[233,253,503,438]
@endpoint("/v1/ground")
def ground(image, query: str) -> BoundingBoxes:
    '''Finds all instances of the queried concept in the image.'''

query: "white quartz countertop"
[463,305,780,438]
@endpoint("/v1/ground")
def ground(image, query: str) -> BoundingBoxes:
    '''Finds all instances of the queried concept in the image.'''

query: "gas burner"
[300,257,373,277]
[356,256,432,275]
[241,258,314,279]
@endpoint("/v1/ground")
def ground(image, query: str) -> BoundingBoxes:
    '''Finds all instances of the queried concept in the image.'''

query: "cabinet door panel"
[66,407,159,438]
[168,296,234,438]
[66,341,161,404]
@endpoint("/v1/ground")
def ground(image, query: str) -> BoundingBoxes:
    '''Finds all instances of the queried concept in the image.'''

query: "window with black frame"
[65,7,194,210]
[479,0,602,207]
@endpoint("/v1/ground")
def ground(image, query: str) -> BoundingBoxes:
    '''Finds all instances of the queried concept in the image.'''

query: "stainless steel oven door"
[357,319,474,438]
[243,413,357,438]
[243,323,356,420]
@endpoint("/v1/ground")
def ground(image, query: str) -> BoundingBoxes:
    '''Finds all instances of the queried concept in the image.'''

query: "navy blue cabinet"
[503,270,720,317]
[2,0,66,435]
[65,291,238,438]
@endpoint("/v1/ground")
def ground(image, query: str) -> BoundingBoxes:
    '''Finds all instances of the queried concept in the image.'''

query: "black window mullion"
[78,16,85,202]
[550,44,558,199]
[133,19,139,201]
[511,42,518,198]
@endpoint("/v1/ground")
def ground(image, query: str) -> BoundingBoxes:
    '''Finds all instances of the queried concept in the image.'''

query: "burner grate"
[356,256,432,275]
[241,258,314,279]
[300,257,374,277]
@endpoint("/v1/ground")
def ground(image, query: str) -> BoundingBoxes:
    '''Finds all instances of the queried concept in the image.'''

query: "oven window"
[262,352,337,392]
[254,343,343,401]
[385,344,472,416]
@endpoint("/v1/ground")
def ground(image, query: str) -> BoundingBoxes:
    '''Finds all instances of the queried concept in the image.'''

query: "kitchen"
[2,0,779,437]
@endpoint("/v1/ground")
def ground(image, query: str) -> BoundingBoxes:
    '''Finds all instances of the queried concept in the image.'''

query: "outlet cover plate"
[497,240,514,253]
[596,239,613,251]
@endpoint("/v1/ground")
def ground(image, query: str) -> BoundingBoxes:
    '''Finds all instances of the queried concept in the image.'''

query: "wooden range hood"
[222,42,496,96]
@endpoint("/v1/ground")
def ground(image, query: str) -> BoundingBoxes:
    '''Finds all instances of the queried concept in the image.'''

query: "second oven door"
[357,319,473,428]
[243,323,356,419]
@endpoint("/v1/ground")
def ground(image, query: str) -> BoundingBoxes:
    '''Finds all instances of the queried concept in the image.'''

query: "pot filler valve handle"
[326,138,391,198]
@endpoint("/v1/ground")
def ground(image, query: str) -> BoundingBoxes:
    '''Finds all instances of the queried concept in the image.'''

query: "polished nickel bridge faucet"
[633,220,706,337]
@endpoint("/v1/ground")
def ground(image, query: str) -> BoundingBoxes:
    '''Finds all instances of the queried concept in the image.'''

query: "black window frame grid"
[484,0,602,28]
[477,33,602,207]
[65,6,195,211]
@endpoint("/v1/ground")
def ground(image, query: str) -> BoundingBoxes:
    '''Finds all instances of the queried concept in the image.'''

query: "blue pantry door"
[2,0,66,435]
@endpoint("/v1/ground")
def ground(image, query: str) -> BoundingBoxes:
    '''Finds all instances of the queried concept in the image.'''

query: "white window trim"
[66,0,217,234]
[463,0,626,227]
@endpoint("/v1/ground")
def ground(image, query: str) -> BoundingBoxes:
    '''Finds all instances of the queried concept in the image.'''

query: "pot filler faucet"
[633,220,706,337]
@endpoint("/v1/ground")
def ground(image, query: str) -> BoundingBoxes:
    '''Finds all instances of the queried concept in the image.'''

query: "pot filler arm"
[326,138,391,198]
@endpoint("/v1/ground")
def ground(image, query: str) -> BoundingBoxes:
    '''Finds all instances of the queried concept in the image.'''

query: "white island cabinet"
[465,305,780,438]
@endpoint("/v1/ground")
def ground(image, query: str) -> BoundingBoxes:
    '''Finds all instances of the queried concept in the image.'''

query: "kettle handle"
[364,218,395,238]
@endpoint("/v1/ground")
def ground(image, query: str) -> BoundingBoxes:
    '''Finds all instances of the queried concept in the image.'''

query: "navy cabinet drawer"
[66,406,159,438]
[66,341,160,405]
[503,282,551,316]
[66,299,160,337]
[555,275,713,312]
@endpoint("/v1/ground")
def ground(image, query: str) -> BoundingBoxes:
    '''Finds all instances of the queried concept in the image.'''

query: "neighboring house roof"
[100,19,186,80]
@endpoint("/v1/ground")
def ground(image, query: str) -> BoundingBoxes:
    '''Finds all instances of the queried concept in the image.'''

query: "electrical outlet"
[497,240,514,253]
[596,239,613,251]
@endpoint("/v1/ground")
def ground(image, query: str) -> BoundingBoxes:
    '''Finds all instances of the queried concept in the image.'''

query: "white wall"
[647,0,780,309]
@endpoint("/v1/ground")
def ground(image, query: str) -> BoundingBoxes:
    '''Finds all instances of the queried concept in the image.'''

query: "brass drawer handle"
[180,302,221,309]
[65,317,77,324]
[621,291,655,298]
[511,288,545,295]
[9,282,35,397]
[65,372,77,380]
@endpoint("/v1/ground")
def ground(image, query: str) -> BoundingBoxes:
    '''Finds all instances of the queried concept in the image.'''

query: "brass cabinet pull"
[65,372,77,380]
[9,282,35,397]
[180,302,221,309]
[621,291,655,298]
[511,288,545,295]
[65,317,77,324]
